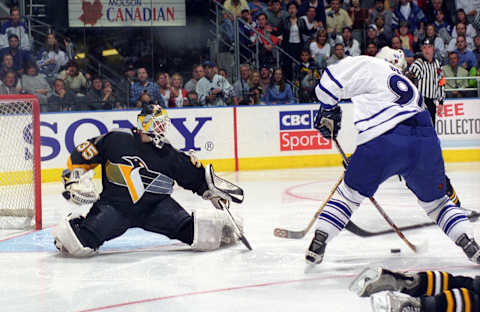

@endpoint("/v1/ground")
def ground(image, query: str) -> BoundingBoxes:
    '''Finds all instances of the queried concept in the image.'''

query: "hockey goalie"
[51,104,244,257]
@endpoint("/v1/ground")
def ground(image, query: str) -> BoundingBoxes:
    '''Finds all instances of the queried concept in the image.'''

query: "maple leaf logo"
[79,0,103,26]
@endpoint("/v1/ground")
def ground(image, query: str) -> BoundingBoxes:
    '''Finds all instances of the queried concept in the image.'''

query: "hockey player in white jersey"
[305,47,480,265]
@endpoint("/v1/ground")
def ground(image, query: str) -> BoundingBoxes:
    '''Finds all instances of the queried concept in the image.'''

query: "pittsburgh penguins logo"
[106,156,174,203]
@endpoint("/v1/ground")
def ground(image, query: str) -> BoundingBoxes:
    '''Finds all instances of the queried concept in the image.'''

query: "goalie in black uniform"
[51,104,244,257]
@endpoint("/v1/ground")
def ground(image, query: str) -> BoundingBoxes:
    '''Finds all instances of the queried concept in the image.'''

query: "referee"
[407,38,461,207]
[408,38,445,125]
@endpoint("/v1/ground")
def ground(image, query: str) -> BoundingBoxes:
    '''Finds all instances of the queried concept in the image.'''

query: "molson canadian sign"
[68,0,186,27]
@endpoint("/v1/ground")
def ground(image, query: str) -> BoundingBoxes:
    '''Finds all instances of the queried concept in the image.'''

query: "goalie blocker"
[52,105,245,257]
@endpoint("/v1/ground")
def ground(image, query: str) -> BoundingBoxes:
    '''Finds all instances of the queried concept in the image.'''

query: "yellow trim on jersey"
[442,271,449,292]
[118,164,139,202]
[444,290,454,312]
[67,156,99,172]
[426,271,434,296]
[461,288,471,312]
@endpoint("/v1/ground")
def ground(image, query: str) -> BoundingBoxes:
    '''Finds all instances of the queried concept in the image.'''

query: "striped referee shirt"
[409,57,445,101]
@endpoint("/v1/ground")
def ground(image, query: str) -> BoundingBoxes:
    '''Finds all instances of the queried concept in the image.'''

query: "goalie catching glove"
[202,164,244,209]
[62,168,99,205]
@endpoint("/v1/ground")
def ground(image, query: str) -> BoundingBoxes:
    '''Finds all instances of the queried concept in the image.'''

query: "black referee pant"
[424,97,437,125]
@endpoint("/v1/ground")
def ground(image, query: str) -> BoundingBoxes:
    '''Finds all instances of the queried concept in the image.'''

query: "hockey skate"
[305,230,328,264]
[370,291,421,312]
[455,234,480,264]
[349,267,420,297]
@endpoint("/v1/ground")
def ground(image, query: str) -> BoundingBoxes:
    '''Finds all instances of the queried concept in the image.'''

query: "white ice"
[1,163,479,312]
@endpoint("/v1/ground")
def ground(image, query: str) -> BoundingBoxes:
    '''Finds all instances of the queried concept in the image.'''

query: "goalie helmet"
[137,104,170,148]
[375,47,407,72]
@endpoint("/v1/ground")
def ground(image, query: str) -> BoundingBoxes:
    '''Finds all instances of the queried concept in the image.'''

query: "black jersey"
[67,129,208,212]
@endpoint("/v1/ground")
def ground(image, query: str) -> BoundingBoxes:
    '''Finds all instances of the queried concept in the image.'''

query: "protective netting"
[0,98,38,229]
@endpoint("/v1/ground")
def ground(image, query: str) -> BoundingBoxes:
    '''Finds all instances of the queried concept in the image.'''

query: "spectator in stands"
[298,6,322,44]
[474,35,480,62]
[375,15,393,43]
[102,80,122,110]
[421,23,447,64]
[218,68,229,80]
[295,49,320,103]
[233,63,251,105]
[85,77,105,110]
[447,22,474,52]
[266,0,288,31]
[47,79,77,112]
[223,0,249,18]
[391,36,415,65]
[310,29,330,69]
[0,70,20,94]
[21,63,51,106]
[118,63,136,108]
[365,41,379,56]
[248,71,264,105]
[365,24,388,51]
[442,51,469,98]
[299,0,326,27]
[130,67,164,107]
[433,10,452,44]
[156,72,171,105]
[263,67,294,104]
[454,35,478,70]
[396,21,415,53]
[169,73,188,107]
[280,2,304,80]
[0,7,30,51]
[186,91,199,106]
[248,0,267,21]
[452,9,477,42]
[239,9,255,60]
[220,10,235,54]
[348,0,368,38]
[325,0,353,36]
[260,64,271,91]
[0,54,15,80]
[467,59,480,90]
[56,60,87,96]
[196,60,233,106]
[369,0,393,41]
[0,34,30,76]
[342,26,361,56]
[251,13,280,67]
[455,0,479,20]
[184,64,204,93]
[392,0,426,36]
[425,0,451,24]
[36,33,69,83]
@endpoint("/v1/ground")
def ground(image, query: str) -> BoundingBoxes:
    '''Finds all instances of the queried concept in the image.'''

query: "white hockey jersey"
[315,56,425,145]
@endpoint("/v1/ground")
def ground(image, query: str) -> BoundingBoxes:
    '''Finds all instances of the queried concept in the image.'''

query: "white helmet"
[137,104,170,148]
[375,46,407,71]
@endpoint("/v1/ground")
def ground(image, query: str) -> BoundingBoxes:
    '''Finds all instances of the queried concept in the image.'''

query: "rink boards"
[10,99,480,183]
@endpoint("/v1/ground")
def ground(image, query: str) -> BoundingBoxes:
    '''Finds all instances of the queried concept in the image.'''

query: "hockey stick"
[273,172,345,239]
[333,138,418,253]
[345,209,480,237]
[220,200,252,250]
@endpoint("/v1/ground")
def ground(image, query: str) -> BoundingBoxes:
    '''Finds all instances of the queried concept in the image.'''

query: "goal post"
[0,94,42,230]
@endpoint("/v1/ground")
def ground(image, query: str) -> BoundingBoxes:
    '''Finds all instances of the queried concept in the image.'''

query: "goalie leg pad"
[191,208,243,251]
[51,215,96,257]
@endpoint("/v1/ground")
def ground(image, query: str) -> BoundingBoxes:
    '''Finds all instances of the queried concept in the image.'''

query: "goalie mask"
[137,104,170,148]
[375,47,407,72]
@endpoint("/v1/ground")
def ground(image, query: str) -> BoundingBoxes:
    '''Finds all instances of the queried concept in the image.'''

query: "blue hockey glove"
[314,106,342,139]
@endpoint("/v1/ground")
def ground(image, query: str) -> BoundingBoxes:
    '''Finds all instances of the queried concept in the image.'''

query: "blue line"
[357,110,418,134]
[325,68,343,89]
[318,82,339,102]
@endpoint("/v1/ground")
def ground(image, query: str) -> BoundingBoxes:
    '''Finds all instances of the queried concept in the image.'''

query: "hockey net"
[0,95,41,230]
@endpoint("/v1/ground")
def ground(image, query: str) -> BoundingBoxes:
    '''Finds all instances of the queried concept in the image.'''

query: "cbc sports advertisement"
[27,99,480,181]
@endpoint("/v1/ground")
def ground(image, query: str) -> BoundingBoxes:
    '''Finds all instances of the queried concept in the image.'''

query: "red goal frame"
[0,95,42,230]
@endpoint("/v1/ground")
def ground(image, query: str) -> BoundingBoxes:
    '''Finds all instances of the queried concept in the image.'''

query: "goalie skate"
[370,291,420,312]
[349,267,419,297]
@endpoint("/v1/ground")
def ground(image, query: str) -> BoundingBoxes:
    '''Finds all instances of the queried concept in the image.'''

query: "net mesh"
[0,98,37,229]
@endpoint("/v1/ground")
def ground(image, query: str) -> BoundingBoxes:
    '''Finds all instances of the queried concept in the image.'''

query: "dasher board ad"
[68,0,186,27]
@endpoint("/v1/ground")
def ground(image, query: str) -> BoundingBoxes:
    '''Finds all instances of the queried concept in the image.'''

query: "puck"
[390,248,401,254]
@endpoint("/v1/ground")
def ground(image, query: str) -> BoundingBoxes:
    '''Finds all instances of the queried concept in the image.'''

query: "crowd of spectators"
[0,1,479,111]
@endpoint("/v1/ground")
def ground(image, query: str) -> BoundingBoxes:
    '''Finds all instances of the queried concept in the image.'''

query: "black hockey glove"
[314,106,342,139]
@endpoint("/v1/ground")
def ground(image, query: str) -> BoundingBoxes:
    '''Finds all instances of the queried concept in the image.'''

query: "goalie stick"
[273,172,345,239]
[345,209,480,237]
[220,200,252,250]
